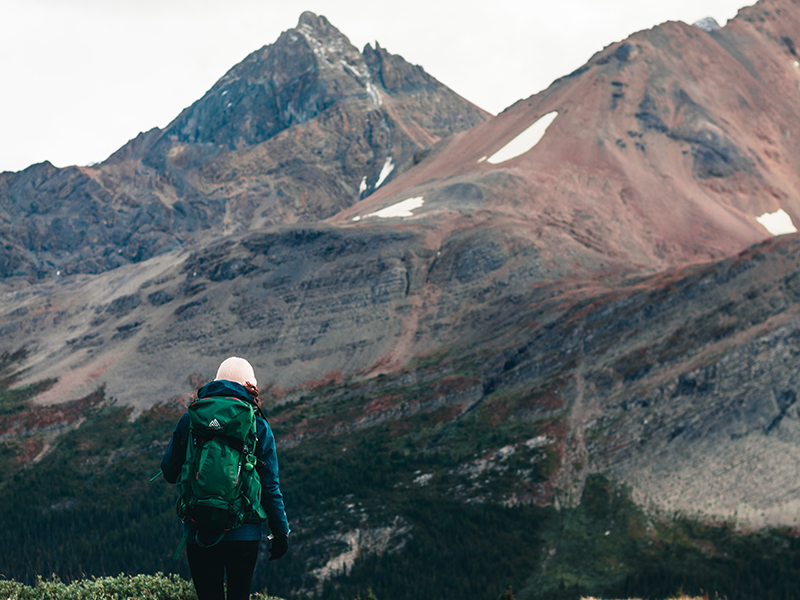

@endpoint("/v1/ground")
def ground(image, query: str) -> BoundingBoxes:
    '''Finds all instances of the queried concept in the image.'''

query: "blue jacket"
[161,380,291,541]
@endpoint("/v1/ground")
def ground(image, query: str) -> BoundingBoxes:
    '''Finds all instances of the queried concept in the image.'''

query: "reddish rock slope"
[335,0,800,278]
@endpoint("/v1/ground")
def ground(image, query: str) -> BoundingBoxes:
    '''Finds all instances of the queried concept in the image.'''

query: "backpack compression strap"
[194,530,227,549]
[172,525,228,559]
[173,527,191,560]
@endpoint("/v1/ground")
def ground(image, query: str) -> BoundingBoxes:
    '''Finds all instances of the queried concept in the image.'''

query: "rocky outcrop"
[0,161,186,279]
[692,17,722,32]
[453,232,800,524]
[0,218,538,408]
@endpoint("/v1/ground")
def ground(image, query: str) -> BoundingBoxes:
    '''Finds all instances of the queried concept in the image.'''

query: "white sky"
[0,0,751,173]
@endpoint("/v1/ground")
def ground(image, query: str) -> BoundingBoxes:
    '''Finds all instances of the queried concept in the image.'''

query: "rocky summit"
[4,3,800,599]
[0,12,487,281]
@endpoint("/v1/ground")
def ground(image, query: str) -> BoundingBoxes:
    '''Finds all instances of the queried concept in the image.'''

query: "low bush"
[0,573,283,600]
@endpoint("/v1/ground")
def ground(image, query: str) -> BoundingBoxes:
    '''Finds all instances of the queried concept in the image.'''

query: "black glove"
[269,533,289,560]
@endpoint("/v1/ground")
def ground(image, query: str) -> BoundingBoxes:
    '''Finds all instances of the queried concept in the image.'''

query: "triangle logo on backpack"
[208,418,222,431]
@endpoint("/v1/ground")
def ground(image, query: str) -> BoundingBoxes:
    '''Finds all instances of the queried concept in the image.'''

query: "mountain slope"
[6,216,800,529]
[334,0,800,277]
[4,233,800,600]
[6,1,800,461]
[5,2,800,598]
[0,12,487,281]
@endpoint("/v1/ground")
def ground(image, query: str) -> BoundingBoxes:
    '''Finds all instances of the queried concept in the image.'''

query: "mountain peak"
[294,11,362,73]
[0,10,489,282]
[295,11,349,47]
[297,11,331,31]
[692,16,722,32]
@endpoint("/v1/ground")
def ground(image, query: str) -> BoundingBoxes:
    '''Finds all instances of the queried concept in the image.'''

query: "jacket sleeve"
[256,417,291,536]
[161,413,189,483]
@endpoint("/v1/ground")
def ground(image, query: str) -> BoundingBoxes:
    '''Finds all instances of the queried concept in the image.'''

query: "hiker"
[160,357,290,600]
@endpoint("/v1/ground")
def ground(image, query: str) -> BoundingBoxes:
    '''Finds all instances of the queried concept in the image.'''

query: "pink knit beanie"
[214,357,257,387]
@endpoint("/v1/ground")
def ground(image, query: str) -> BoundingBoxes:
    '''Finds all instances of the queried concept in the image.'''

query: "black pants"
[186,541,260,600]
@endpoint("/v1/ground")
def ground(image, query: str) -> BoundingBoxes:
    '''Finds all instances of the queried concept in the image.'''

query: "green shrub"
[0,573,286,600]
[0,573,196,600]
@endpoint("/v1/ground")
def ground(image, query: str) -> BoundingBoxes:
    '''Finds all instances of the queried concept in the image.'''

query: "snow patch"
[477,156,487,163]
[298,22,348,66]
[524,435,551,449]
[495,445,516,461]
[359,176,367,195]
[353,197,424,221]
[221,90,228,96]
[487,111,558,164]
[413,473,434,485]
[692,17,721,32]
[369,197,424,219]
[757,209,797,236]
[366,81,383,108]
[341,61,361,77]
[336,56,381,109]
[375,157,394,188]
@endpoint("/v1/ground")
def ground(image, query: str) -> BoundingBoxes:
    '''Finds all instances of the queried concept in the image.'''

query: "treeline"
[2,381,800,599]
[519,475,800,600]
[0,404,188,583]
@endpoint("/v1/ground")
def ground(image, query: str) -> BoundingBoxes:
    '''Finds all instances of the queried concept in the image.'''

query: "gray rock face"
[0,216,551,411]
[545,236,800,524]
[0,162,185,278]
[692,17,722,32]
[596,322,800,525]
[304,231,800,523]
[428,232,508,285]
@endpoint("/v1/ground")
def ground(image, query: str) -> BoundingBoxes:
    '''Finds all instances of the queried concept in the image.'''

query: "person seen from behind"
[160,357,290,600]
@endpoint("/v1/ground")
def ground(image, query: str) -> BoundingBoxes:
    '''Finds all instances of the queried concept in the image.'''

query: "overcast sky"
[1,0,752,173]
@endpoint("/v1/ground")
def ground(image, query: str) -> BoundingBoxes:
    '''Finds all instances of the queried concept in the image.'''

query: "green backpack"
[175,395,268,550]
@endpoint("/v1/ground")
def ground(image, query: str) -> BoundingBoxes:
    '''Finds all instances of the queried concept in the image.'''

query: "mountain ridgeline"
[4,2,800,599]
[0,12,487,280]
